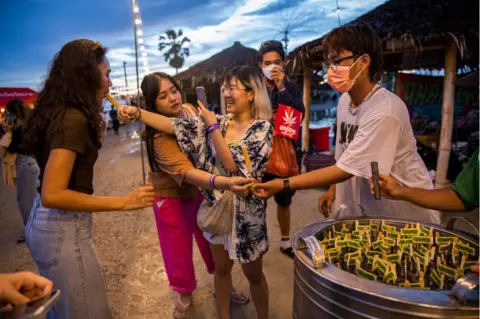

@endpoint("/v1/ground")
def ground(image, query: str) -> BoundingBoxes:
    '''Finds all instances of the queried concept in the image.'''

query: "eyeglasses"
[221,85,249,94]
[322,54,361,72]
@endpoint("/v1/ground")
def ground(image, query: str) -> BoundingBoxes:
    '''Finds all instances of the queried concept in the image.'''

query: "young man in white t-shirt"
[254,24,439,223]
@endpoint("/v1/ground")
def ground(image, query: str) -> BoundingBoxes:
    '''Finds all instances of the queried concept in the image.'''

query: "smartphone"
[0,290,61,319]
[371,161,381,200]
[195,86,208,109]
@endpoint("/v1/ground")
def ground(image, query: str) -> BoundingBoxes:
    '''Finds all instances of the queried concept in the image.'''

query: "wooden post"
[302,64,312,152]
[435,40,457,188]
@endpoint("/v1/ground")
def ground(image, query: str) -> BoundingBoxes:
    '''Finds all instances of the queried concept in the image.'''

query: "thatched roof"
[174,41,258,87]
[287,0,479,73]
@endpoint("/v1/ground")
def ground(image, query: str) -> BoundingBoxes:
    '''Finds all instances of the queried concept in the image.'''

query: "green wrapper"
[382,224,396,233]
[438,264,456,278]
[384,237,396,247]
[456,243,475,256]
[346,251,361,260]
[438,243,450,254]
[385,270,396,284]
[352,234,361,241]
[334,231,343,237]
[419,245,429,255]
[399,245,410,255]
[431,268,441,287]
[348,240,362,249]
[387,231,399,239]
[401,228,420,236]
[356,267,377,281]
[326,248,340,259]
[413,251,426,265]
[367,256,375,265]
[398,238,412,246]
[336,240,348,248]
[369,224,379,232]
[367,251,382,258]
[436,236,455,245]
[373,258,388,275]
[386,252,401,263]
[372,240,383,250]
[420,226,430,236]
[412,236,431,245]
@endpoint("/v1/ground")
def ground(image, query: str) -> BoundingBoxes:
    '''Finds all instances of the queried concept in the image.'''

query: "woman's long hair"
[24,39,107,158]
[141,72,182,172]
[224,66,272,121]
[5,99,31,124]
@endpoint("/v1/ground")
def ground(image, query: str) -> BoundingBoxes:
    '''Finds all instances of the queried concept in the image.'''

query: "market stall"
[286,0,479,186]
[0,87,38,114]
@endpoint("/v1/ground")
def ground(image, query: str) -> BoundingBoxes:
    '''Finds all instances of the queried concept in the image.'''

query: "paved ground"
[0,125,325,319]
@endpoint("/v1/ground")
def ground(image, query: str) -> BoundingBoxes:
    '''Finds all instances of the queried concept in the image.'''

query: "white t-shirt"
[334,88,440,224]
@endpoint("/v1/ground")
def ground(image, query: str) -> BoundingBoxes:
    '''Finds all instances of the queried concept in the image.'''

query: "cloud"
[6,0,386,90]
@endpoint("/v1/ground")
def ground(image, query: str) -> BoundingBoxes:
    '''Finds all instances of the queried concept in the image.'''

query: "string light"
[135,18,142,25]
[133,6,139,13]
[336,0,342,26]
[132,0,151,76]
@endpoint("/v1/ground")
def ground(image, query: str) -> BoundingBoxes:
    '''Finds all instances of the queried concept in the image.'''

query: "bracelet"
[209,175,217,190]
[278,87,286,93]
[135,107,141,121]
[207,123,220,133]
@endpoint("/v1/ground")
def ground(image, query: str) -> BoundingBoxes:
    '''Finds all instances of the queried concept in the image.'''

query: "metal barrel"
[292,213,479,319]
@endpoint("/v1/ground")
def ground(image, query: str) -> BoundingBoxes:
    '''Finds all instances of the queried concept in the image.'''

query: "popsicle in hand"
[106,94,121,110]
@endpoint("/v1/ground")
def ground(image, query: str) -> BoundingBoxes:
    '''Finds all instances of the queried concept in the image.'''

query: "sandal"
[214,290,250,305]
[173,296,192,319]
[16,235,25,244]
[280,247,295,259]
[230,290,249,304]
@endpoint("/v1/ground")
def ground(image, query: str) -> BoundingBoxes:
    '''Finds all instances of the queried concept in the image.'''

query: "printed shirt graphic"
[334,88,440,223]
[274,104,302,140]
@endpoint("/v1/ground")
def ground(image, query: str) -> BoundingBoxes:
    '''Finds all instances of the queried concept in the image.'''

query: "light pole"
[123,61,128,88]
[131,0,146,184]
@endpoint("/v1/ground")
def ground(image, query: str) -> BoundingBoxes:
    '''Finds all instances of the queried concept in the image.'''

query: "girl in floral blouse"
[120,66,273,319]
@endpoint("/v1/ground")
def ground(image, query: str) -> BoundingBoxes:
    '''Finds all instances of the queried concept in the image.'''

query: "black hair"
[6,99,30,121]
[323,23,383,81]
[141,72,182,172]
[258,40,285,62]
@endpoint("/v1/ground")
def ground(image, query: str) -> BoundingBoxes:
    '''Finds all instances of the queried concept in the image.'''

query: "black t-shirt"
[37,108,100,194]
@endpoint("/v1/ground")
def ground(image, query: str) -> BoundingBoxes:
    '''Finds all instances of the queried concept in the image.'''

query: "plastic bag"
[197,189,234,235]
[265,135,299,177]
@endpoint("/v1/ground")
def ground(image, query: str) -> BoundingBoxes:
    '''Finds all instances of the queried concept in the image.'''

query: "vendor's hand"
[197,100,217,127]
[0,272,53,309]
[251,179,283,199]
[229,177,255,198]
[118,105,140,122]
[370,174,404,200]
[318,186,335,217]
[270,65,286,90]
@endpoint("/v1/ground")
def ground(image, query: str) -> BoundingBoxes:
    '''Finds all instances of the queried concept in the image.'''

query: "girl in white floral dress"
[120,66,273,319]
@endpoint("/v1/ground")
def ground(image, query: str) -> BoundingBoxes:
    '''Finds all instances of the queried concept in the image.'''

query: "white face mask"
[262,64,276,80]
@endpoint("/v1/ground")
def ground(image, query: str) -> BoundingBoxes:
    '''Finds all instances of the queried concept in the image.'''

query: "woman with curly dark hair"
[23,39,155,318]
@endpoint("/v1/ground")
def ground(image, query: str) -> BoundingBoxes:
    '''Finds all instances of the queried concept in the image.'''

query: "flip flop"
[214,290,250,305]
[173,297,192,319]
[280,247,295,259]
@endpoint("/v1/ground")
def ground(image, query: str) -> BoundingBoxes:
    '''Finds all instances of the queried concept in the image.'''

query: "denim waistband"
[31,195,92,223]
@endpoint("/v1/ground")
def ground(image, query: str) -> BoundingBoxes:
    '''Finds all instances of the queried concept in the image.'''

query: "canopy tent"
[0,88,38,113]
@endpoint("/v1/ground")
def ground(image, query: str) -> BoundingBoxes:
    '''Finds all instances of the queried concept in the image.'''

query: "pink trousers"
[153,194,215,294]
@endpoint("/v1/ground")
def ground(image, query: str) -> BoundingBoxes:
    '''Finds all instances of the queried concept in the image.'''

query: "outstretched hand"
[251,179,283,199]
[118,105,140,122]
[229,177,255,198]
[0,272,53,309]
[369,174,404,200]
[197,100,217,127]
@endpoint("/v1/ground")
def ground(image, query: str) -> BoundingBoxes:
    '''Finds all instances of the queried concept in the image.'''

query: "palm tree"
[158,29,190,75]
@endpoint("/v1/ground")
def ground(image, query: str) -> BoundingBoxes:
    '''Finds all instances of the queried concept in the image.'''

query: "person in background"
[258,40,305,258]
[0,272,53,309]
[109,105,120,135]
[0,99,40,243]
[372,149,478,212]
[253,24,439,224]
[23,39,155,319]
[141,72,252,318]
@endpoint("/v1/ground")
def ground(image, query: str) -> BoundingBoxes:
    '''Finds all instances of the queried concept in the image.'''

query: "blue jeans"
[26,196,112,319]
[16,155,39,225]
